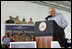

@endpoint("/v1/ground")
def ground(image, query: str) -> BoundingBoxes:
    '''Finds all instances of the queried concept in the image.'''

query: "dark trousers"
[53,31,68,48]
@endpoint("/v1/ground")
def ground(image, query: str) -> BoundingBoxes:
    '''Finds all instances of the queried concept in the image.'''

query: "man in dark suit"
[5,16,14,24]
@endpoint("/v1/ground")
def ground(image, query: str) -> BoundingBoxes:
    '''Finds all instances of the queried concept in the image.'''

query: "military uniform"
[28,21,34,24]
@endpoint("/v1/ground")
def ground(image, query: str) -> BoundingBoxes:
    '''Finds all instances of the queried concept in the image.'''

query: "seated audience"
[21,18,27,24]
[3,33,10,48]
[9,32,15,42]
[12,36,16,42]
[2,33,7,41]
[21,32,29,41]
[9,32,13,37]
[29,33,36,41]
[10,36,15,42]
[28,18,34,24]
[15,31,22,42]
[5,16,14,24]
[15,16,21,24]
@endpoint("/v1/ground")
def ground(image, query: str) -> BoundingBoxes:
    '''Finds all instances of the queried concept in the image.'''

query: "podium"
[34,20,64,48]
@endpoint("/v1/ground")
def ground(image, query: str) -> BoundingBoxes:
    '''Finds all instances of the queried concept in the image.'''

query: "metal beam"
[28,1,71,13]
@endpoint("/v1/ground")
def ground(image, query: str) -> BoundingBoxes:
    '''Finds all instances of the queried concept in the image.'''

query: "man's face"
[48,8,56,17]
[23,18,25,21]
[10,32,12,35]
[30,18,32,21]
[9,16,12,20]
[5,33,8,37]
[16,16,19,19]
[23,33,26,37]
[30,35,34,38]
[18,32,21,35]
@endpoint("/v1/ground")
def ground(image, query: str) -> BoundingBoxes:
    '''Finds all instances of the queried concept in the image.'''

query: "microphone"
[45,15,52,20]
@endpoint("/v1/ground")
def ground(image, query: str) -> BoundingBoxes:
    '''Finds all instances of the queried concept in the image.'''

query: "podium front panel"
[34,21,54,37]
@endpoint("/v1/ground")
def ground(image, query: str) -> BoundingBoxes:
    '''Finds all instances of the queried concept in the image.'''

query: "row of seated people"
[2,32,36,48]
[5,16,34,24]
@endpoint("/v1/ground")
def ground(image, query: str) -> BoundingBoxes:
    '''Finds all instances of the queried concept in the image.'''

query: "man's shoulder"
[6,20,13,22]
[56,13,63,15]
[56,13,63,17]
[6,19,9,21]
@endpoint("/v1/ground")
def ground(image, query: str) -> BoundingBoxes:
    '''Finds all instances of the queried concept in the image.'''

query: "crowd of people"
[2,16,35,48]
[5,16,34,24]
[2,31,36,48]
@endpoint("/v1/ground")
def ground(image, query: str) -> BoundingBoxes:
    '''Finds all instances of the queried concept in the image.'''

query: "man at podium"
[35,6,68,48]
[45,6,68,48]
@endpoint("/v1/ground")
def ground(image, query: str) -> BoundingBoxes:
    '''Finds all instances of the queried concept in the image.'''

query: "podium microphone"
[45,15,52,21]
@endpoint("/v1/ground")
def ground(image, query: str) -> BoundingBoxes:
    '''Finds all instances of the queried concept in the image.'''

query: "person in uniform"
[28,18,34,24]
[15,16,21,24]
[21,18,27,24]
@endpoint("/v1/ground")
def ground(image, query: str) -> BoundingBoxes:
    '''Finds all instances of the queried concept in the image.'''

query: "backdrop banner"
[5,24,35,36]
